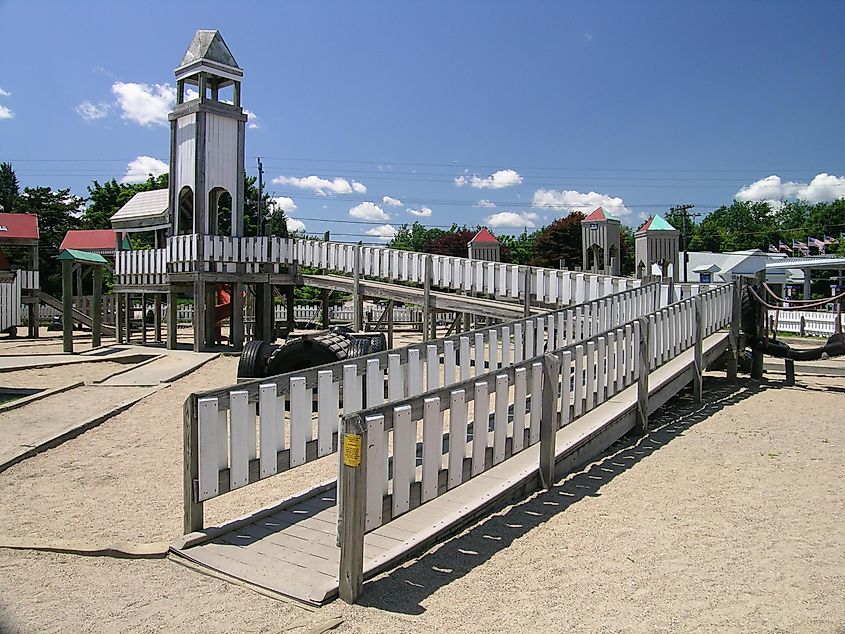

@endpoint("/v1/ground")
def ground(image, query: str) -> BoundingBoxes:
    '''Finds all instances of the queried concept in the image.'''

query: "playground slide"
[214,286,232,344]
[37,291,116,336]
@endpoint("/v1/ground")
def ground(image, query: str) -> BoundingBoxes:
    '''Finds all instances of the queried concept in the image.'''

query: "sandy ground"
[0,337,843,632]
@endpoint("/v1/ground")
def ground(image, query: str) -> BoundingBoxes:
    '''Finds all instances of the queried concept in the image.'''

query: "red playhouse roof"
[0,213,39,241]
[60,229,119,253]
[584,207,607,222]
[469,227,499,244]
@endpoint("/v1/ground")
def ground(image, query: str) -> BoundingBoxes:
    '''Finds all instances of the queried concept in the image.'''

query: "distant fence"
[773,310,845,338]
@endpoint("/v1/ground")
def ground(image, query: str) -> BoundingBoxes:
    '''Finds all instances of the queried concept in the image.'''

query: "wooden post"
[750,271,766,380]
[784,358,795,386]
[183,395,203,534]
[125,293,132,343]
[727,280,740,383]
[321,289,330,328]
[154,294,162,343]
[167,291,178,349]
[231,281,244,350]
[422,255,432,342]
[91,266,102,349]
[353,244,363,332]
[523,266,532,317]
[338,414,367,604]
[141,292,148,344]
[61,259,74,354]
[386,299,394,349]
[693,297,703,403]
[539,353,561,489]
[260,283,273,342]
[116,294,124,344]
[193,281,206,353]
[636,317,649,433]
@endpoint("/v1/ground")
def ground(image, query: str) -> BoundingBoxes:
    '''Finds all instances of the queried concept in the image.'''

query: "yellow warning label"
[343,434,362,467]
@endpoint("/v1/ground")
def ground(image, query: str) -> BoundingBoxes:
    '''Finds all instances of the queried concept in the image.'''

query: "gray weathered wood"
[167,291,178,349]
[62,260,73,353]
[636,317,649,433]
[423,255,432,342]
[184,395,203,533]
[91,266,103,349]
[726,280,740,382]
[693,297,703,402]
[353,245,363,332]
[338,414,367,604]
[539,353,560,489]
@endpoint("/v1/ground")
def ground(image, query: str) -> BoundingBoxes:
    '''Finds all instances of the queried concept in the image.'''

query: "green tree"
[15,187,83,296]
[619,224,635,275]
[529,212,585,269]
[83,174,168,230]
[423,225,477,258]
[0,162,20,213]
[497,230,536,265]
[265,201,289,237]
[387,221,445,252]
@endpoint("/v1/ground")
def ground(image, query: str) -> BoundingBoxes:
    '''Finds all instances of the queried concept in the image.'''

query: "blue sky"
[1,0,844,241]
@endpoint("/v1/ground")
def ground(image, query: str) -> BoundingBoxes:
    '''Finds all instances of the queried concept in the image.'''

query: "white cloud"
[273,174,367,196]
[0,105,13,120]
[112,81,175,127]
[366,224,397,240]
[407,206,432,217]
[735,173,845,206]
[474,199,496,208]
[532,188,629,217]
[349,202,390,221]
[486,211,539,229]
[287,218,306,232]
[244,108,259,129]
[76,100,110,121]
[0,88,10,97]
[382,195,403,206]
[271,196,297,212]
[121,156,169,183]
[455,168,523,189]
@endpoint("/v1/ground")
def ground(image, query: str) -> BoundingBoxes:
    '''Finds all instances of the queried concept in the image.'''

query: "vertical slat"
[426,344,439,391]
[493,374,508,464]
[488,329,498,371]
[217,410,228,470]
[364,414,384,531]
[197,398,219,500]
[387,354,404,401]
[501,325,511,367]
[407,348,423,395]
[513,323,523,364]
[317,370,337,457]
[606,332,617,398]
[471,381,488,476]
[512,367,527,452]
[529,362,542,444]
[524,319,534,359]
[443,340,456,385]
[229,391,250,489]
[560,350,573,428]
[574,344,585,416]
[259,384,279,477]
[474,333,485,377]
[289,377,308,467]
[536,316,545,354]
[448,389,467,489]
[459,337,471,380]
[391,405,414,516]
[625,324,635,385]
[421,397,442,502]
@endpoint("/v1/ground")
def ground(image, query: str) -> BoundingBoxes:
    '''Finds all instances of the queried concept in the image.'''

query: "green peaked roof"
[57,249,108,265]
[639,215,677,232]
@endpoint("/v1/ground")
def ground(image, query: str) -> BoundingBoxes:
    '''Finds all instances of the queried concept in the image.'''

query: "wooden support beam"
[523,267,532,318]
[285,285,295,332]
[141,293,148,344]
[321,289,330,328]
[693,297,703,403]
[726,280,740,383]
[193,281,206,353]
[124,293,132,343]
[183,396,203,534]
[784,358,795,386]
[353,245,363,332]
[91,266,103,349]
[167,291,178,349]
[231,282,244,351]
[387,300,394,349]
[262,283,274,342]
[539,353,561,489]
[62,260,74,354]
[154,294,162,343]
[422,255,433,342]
[338,414,367,604]
[750,272,766,380]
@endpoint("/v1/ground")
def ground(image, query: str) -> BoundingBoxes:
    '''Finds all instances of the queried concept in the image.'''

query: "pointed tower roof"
[638,215,677,232]
[582,206,618,222]
[469,227,499,244]
[175,30,243,83]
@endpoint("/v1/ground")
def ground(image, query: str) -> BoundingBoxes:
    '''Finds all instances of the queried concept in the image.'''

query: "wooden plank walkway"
[170,331,730,605]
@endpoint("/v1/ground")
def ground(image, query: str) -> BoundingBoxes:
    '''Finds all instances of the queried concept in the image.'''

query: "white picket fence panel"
[188,282,663,504]
[0,275,22,332]
[773,310,845,338]
[349,283,733,533]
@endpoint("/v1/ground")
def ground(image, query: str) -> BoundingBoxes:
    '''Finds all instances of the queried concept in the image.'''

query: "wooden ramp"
[170,331,731,605]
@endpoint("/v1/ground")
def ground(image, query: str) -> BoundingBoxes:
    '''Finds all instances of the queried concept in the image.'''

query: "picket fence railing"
[183,282,669,531]
[336,282,734,600]
[773,310,845,338]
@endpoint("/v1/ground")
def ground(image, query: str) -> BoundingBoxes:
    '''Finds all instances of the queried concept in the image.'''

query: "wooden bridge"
[169,279,739,604]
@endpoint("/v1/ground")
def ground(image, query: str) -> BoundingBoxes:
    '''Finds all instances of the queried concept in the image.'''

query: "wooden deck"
[170,330,731,605]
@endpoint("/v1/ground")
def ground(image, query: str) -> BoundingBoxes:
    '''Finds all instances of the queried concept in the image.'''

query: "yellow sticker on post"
[343,434,362,467]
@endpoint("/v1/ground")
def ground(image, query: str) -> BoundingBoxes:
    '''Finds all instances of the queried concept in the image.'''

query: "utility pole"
[257,156,264,236]
[670,204,700,283]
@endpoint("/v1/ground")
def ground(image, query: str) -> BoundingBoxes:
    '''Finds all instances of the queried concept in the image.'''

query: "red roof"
[60,229,118,252]
[469,227,499,244]
[0,213,39,240]
[584,207,607,222]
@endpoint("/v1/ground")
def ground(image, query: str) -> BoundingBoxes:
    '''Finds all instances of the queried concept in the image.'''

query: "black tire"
[740,285,759,337]
[265,331,350,375]
[238,340,274,378]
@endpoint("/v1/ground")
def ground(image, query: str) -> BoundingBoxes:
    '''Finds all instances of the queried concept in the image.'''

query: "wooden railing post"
[636,317,650,434]
[693,297,703,403]
[353,244,363,332]
[183,395,203,534]
[423,255,433,342]
[726,280,740,382]
[91,266,103,349]
[523,266,532,317]
[339,414,368,604]
[539,353,561,489]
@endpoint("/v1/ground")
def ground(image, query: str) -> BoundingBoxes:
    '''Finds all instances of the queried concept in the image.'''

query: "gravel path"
[0,358,842,632]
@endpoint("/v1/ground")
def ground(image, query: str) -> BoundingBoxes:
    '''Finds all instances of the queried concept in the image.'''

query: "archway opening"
[178,186,194,235]
[209,187,233,235]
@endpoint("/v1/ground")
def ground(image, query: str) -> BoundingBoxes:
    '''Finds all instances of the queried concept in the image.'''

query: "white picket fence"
[185,282,664,518]
[773,310,845,338]
[335,282,734,598]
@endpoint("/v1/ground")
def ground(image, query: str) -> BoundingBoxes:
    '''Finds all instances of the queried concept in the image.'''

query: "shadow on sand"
[358,376,772,615]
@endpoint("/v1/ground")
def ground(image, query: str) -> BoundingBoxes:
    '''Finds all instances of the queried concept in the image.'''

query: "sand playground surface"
[0,331,842,633]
